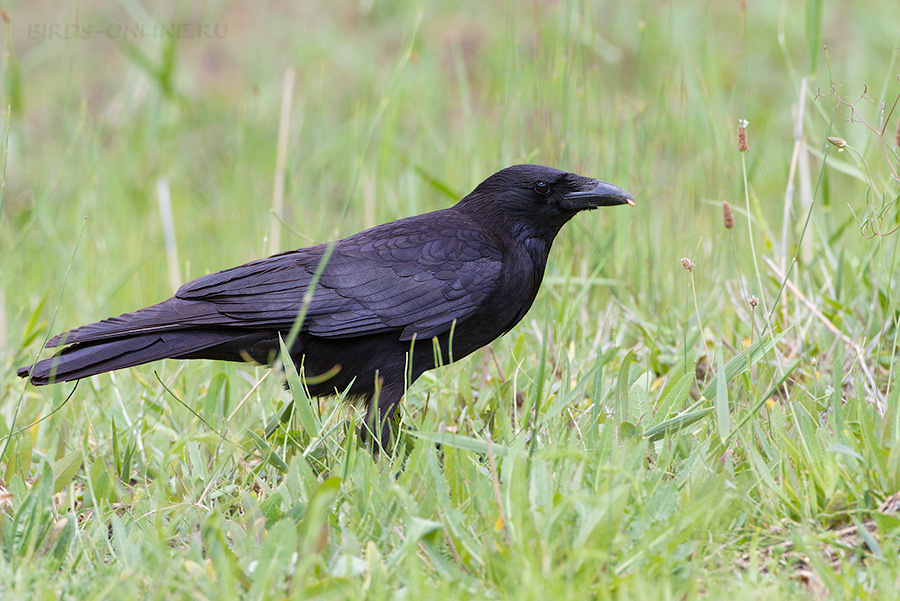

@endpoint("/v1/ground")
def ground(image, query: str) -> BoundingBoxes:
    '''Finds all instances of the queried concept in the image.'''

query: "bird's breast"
[482,238,550,333]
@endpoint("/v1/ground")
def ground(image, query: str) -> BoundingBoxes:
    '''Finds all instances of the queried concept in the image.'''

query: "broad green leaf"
[627,372,652,424]
[619,421,641,439]
[248,519,299,601]
[51,451,82,494]
[50,513,75,565]
[655,371,695,417]
[300,477,342,555]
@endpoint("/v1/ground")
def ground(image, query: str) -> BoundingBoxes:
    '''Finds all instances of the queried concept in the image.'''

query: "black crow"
[18,164,633,449]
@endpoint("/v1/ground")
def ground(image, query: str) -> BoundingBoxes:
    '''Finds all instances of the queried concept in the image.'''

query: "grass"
[2,0,900,598]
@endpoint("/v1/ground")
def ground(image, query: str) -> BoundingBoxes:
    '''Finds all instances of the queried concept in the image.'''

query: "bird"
[18,164,634,450]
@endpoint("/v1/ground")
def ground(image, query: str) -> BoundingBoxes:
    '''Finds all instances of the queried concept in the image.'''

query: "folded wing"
[46,211,504,348]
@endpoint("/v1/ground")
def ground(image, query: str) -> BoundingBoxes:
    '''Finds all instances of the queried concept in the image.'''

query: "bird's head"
[458,164,634,241]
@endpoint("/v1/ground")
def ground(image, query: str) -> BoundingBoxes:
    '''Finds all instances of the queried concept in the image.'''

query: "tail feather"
[18,329,276,385]
[45,298,221,348]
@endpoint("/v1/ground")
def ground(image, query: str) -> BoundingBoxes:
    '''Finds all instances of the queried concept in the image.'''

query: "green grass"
[2,0,900,598]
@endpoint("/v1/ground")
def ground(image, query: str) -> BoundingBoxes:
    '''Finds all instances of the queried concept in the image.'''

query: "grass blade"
[701,331,786,403]
[644,407,715,442]
[405,429,510,456]
[715,350,730,441]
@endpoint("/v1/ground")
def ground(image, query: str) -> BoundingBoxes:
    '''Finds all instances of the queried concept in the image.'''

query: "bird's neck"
[453,201,563,291]
[522,236,552,280]
[457,202,566,245]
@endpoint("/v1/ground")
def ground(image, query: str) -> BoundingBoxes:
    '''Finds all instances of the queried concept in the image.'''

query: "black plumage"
[18,164,633,449]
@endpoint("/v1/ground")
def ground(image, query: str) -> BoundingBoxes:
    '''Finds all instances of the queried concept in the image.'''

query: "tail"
[17,298,279,385]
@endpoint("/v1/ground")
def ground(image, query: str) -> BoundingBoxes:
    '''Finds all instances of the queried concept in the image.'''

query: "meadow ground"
[1,1,900,599]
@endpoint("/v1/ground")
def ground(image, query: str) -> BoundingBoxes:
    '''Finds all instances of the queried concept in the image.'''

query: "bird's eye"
[533,181,550,195]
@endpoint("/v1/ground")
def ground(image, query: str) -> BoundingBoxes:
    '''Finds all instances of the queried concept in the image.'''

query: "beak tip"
[564,178,635,209]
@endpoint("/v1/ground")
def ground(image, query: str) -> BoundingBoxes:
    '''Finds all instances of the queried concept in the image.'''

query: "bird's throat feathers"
[522,236,552,280]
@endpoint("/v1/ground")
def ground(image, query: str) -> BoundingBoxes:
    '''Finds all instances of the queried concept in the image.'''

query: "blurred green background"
[1,1,900,599]
[2,1,897,330]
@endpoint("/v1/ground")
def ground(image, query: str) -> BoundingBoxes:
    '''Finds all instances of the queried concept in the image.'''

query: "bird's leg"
[360,376,404,455]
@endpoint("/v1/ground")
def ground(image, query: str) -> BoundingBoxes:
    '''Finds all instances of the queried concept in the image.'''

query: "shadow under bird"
[19,164,634,450]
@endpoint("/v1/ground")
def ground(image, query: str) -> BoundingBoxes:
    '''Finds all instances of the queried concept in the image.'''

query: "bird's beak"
[564,180,635,210]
